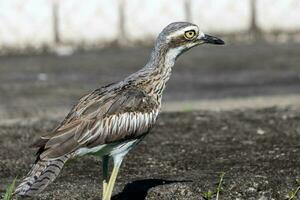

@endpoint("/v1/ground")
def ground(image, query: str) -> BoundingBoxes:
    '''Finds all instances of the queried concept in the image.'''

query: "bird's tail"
[14,154,71,197]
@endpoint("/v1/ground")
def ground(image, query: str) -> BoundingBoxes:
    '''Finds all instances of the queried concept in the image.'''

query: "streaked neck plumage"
[131,39,183,97]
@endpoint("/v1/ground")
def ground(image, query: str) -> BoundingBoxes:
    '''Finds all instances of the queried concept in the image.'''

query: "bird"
[14,22,224,199]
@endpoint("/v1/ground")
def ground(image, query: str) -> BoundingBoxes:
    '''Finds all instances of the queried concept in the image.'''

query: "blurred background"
[0,0,300,120]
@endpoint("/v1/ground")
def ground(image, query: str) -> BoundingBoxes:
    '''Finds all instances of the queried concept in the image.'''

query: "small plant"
[287,179,300,200]
[3,178,17,200]
[202,172,226,200]
[216,172,225,200]
[203,189,214,200]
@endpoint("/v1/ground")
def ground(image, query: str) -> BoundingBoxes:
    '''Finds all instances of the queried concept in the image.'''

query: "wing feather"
[34,87,159,159]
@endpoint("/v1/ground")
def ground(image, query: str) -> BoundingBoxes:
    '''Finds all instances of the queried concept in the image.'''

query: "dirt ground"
[1,108,300,200]
[0,43,300,199]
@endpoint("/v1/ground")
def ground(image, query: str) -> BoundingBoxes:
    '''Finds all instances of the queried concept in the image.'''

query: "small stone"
[221,126,228,131]
[37,73,48,81]
[247,187,257,193]
[257,128,265,135]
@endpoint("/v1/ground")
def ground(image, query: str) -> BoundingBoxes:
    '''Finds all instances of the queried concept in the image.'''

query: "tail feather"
[14,155,71,197]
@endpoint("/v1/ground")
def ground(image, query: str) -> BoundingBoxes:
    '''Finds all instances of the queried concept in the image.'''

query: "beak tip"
[210,38,225,45]
[217,39,225,45]
[202,34,225,45]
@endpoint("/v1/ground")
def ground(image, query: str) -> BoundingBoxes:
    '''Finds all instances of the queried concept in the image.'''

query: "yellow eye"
[184,30,196,39]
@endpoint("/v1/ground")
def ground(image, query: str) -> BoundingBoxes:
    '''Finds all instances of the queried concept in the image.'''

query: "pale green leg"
[102,155,109,199]
[103,154,124,200]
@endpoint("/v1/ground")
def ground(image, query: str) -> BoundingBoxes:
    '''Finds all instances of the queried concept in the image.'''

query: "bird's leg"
[103,154,124,200]
[102,155,109,199]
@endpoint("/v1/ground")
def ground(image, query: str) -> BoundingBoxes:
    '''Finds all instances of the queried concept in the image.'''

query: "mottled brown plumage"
[14,22,224,199]
[34,86,159,159]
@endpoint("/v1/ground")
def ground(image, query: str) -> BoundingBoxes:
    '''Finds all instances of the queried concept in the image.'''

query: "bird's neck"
[137,43,182,97]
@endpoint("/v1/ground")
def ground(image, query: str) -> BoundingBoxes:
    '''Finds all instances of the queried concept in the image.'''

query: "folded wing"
[33,86,159,160]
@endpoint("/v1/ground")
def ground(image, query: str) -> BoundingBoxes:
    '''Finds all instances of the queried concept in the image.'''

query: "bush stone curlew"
[14,22,224,200]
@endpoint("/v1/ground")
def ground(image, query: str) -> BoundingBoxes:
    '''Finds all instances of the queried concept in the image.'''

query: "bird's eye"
[184,30,196,39]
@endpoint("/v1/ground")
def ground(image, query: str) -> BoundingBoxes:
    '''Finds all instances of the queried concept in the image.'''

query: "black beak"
[201,34,225,45]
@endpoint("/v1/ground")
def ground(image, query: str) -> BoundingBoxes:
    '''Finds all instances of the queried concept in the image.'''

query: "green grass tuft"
[216,172,225,200]
[203,189,214,200]
[202,172,226,200]
[3,178,17,200]
[287,179,300,200]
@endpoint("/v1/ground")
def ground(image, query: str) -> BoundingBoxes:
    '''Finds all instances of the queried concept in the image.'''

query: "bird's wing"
[33,86,159,160]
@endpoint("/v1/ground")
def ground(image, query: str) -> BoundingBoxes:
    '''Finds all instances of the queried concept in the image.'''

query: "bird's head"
[154,22,224,59]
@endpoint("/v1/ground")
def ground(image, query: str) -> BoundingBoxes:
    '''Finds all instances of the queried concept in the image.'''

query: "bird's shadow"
[111,178,191,200]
